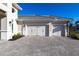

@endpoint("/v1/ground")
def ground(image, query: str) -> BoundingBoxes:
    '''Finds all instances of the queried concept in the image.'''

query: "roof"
[17,16,69,24]
[12,3,22,10]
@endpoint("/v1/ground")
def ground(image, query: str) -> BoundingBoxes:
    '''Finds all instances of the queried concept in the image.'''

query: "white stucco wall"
[64,24,68,36]
[7,3,19,40]
[6,3,13,40]
[0,4,8,40]
[18,24,28,36]
[1,17,7,40]
[0,3,19,40]
[48,23,53,36]
[18,22,67,37]
[0,4,8,12]
[23,25,28,36]
[11,7,18,35]
[18,25,22,34]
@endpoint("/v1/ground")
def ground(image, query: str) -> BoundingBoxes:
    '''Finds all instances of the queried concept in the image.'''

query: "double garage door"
[28,26,46,36]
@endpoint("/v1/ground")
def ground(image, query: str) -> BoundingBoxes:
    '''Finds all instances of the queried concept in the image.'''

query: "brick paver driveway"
[0,36,79,56]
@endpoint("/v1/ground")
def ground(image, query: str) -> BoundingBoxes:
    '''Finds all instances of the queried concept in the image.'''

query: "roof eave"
[0,9,6,18]
[12,3,22,10]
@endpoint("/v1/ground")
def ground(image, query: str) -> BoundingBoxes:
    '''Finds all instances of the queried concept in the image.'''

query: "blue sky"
[18,3,79,23]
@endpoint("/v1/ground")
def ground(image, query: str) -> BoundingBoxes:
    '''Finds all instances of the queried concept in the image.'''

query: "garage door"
[52,25,65,36]
[27,26,45,36]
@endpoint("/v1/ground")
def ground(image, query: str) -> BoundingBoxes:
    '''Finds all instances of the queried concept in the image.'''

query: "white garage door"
[28,26,45,36]
[52,25,65,36]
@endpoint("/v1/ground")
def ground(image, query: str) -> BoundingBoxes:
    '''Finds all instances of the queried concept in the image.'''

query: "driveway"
[0,36,79,56]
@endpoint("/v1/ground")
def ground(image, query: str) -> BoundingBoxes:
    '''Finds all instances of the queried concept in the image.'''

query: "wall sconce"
[9,21,12,25]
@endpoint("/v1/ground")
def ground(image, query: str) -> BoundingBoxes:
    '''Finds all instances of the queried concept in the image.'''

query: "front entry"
[27,26,46,36]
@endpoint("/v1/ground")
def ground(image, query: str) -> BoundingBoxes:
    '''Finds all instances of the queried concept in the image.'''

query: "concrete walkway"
[0,36,79,56]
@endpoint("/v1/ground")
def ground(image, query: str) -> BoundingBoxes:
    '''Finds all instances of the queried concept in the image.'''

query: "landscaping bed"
[9,33,24,41]
[69,28,79,40]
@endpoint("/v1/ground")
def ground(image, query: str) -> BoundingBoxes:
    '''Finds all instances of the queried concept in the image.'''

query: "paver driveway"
[0,36,79,56]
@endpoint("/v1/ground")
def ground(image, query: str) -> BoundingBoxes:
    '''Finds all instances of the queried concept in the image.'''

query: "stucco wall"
[1,17,7,40]
[0,4,8,40]
[11,7,18,35]
[18,25,23,35]
[6,3,14,40]
[6,3,19,40]
[18,24,28,36]
[18,22,67,37]
[0,3,19,40]
[0,4,7,12]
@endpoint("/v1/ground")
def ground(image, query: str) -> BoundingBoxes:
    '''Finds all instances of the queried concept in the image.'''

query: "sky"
[18,3,79,23]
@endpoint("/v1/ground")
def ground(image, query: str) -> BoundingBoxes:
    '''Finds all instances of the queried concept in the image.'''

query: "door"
[52,25,65,36]
[27,26,45,36]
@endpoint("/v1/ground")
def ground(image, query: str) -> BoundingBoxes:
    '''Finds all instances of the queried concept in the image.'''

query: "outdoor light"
[9,21,11,24]
[9,21,12,25]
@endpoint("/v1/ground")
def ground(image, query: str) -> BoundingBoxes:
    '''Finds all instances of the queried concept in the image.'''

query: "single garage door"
[52,25,65,36]
[27,26,45,36]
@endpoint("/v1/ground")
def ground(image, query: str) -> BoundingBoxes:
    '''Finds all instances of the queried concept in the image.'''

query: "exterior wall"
[0,4,8,12]
[6,3,13,40]
[18,22,67,37]
[18,25,22,34]
[7,3,19,40]
[18,24,48,36]
[48,23,53,36]
[18,24,28,36]
[18,16,68,37]
[0,3,19,40]
[11,7,18,35]
[0,4,7,40]
[64,24,68,36]
[23,25,28,36]
[1,17,7,40]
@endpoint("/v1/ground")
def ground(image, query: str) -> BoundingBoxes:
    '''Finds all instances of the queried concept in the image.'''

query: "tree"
[75,21,79,25]
[75,21,79,32]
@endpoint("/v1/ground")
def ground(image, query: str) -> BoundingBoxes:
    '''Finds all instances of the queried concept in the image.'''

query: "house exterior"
[0,3,69,40]
[17,16,69,37]
[0,3,22,40]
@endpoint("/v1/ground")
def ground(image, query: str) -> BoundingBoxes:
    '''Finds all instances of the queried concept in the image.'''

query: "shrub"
[69,28,77,39]
[75,34,79,39]
[70,32,77,39]
[9,33,24,41]
[69,28,79,40]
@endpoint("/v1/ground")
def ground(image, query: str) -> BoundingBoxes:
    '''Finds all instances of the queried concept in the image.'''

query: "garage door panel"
[28,26,36,35]
[52,25,65,36]
[38,26,45,36]
[28,26,45,36]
